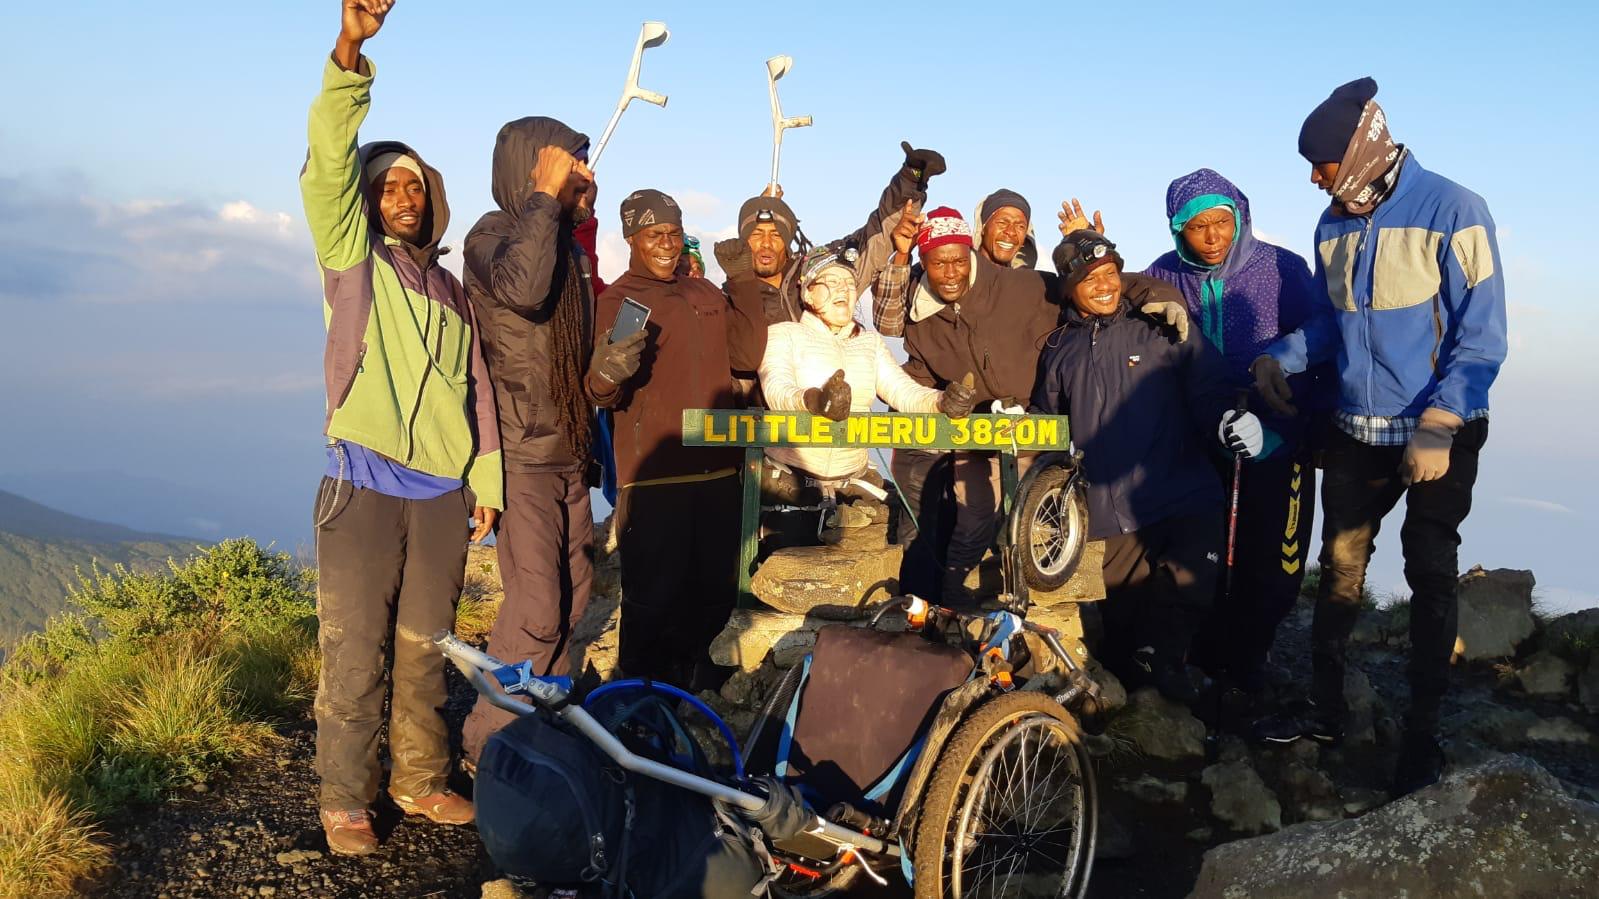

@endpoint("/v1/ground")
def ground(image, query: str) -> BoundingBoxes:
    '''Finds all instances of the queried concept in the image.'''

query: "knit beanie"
[619,188,681,238]
[737,196,798,245]
[1299,77,1379,164]
[916,207,973,256]
[365,151,425,190]
[978,188,1031,225]
[1054,230,1123,291]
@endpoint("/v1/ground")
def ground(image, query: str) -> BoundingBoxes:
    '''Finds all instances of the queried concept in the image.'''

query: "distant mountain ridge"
[0,489,201,644]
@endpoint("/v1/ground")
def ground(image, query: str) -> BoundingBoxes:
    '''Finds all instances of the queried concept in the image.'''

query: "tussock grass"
[0,540,317,897]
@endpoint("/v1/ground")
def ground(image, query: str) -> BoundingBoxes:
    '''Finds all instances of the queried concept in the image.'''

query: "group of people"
[303,0,1507,860]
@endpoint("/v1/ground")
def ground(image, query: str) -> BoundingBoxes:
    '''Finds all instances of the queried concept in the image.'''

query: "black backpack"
[475,709,770,898]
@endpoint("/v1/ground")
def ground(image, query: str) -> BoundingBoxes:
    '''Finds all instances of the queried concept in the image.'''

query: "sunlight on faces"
[1311,161,1340,196]
[802,264,857,330]
[628,223,684,279]
[924,245,972,303]
[1182,207,1237,266]
[981,207,1028,265]
[748,223,788,278]
[372,167,425,243]
[1071,261,1122,317]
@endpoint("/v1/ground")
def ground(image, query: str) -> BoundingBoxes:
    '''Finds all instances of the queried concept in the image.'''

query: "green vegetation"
[0,539,319,898]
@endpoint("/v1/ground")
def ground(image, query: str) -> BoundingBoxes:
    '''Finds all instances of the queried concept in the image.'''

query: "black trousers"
[890,449,955,600]
[1310,420,1488,733]
[1098,511,1223,670]
[1191,445,1316,681]
[616,475,741,684]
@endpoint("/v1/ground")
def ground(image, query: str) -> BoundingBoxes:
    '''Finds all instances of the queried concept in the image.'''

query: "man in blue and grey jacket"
[1250,78,1507,796]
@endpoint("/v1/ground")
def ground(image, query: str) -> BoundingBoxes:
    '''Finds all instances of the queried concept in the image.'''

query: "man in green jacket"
[301,0,503,856]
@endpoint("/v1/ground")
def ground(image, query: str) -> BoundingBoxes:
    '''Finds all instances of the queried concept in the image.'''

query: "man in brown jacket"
[590,189,743,687]
[459,116,643,761]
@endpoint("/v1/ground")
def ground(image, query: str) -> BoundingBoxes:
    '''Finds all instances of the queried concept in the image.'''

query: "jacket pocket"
[334,343,367,409]
[1371,227,1443,311]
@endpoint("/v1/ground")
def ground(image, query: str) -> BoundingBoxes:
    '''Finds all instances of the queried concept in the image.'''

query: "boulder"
[1201,760,1282,835]
[1117,774,1189,805]
[1189,755,1599,899]
[1579,660,1599,714]
[749,535,901,619]
[1524,716,1595,745]
[1514,650,1574,698]
[1452,566,1536,661]
[1112,687,1207,762]
[1541,608,1599,653]
[708,609,821,672]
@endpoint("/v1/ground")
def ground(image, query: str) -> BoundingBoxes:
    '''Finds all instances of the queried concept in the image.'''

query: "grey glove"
[1250,355,1297,416]
[591,329,646,385]
[1140,301,1190,343]
[713,238,753,279]
[938,372,976,419]
[803,369,852,421]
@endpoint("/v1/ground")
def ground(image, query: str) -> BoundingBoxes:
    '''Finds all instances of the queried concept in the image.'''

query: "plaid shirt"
[871,259,914,337]
[1334,408,1489,446]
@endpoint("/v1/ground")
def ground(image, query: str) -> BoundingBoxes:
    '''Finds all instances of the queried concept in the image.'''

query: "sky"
[1,1,1597,611]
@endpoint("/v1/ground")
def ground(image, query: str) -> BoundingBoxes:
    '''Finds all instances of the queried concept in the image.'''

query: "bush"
[0,539,317,896]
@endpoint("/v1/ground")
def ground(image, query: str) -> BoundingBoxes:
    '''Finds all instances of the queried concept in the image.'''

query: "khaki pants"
[312,477,467,812]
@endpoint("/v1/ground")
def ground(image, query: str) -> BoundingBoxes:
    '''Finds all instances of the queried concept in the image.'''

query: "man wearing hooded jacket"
[1142,169,1325,697]
[1251,78,1507,796]
[302,0,500,855]
[459,118,629,763]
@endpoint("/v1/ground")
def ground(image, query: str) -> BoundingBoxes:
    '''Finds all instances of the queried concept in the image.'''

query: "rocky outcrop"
[1453,566,1536,661]
[1515,650,1575,697]
[1201,760,1282,835]
[1112,687,1207,762]
[749,521,903,618]
[1189,755,1599,899]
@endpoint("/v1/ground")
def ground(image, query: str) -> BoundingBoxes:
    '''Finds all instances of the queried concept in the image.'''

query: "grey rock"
[750,535,901,618]
[1087,663,1127,714]
[1186,827,1215,843]
[1202,760,1282,835]
[1453,566,1536,661]
[1580,660,1599,714]
[1514,651,1575,697]
[273,850,322,867]
[1343,667,1379,746]
[1117,774,1189,805]
[1340,787,1388,817]
[1112,687,1207,762]
[1541,608,1599,653]
[1449,703,1541,748]
[708,609,820,672]
[1217,735,1249,765]
[1525,716,1594,745]
[1190,755,1599,899]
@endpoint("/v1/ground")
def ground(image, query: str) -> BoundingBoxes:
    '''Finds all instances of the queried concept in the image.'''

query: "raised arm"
[300,0,397,273]
[464,147,581,318]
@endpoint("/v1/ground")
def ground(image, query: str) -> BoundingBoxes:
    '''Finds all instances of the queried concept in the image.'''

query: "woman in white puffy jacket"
[758,248,975,490]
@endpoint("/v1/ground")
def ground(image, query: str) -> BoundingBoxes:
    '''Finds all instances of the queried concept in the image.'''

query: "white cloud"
[1496,496,1578,517]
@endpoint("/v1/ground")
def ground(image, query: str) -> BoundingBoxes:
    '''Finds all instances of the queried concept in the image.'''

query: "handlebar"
[431,631,893,858]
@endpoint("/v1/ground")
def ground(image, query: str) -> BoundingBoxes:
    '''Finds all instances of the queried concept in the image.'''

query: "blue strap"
[773,655,812,781]
[863,736,925,802]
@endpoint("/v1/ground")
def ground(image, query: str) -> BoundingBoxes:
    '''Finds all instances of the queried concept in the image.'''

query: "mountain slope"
[0,490,200,643]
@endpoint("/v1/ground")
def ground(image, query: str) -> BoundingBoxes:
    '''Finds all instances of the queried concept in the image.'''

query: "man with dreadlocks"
[714,142,946,400]
[460,116,631,763]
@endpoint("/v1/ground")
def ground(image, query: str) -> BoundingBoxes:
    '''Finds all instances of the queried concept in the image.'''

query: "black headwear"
[1298,77,1379,164]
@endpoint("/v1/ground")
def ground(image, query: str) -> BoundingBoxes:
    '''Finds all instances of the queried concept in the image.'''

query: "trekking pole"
[589,22,671,169]
[1224,390,1249,599]
[765,55,812,193]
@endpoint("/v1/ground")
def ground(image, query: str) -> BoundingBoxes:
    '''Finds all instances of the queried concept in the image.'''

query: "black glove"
[899,141,947,184]
[938,372,976,419]
[713,237,752,279]
[803,369,852,421]
[591,329,646,386]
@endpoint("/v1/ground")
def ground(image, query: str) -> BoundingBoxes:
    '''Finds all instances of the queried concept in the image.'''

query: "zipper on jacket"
[1358,217,1376,415]
[401,269,444,464]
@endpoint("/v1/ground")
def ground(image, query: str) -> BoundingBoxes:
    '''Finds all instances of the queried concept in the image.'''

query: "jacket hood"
[1164,168,1260,279]
[490,117,591,216]
[358,139,450,253]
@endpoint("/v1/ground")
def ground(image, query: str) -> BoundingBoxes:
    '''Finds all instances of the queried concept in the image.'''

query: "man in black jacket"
[460,117,645,761]
[1032,231,1264,703]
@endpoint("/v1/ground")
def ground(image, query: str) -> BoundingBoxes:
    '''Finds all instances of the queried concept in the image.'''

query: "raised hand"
[891,200,926,259]
[1057,198,1105,237]
[532,145,578,199]
[334,0,394,69]
[804,369,853,421]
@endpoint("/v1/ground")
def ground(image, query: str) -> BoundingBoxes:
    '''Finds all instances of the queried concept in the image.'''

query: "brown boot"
[320,808,379,856]
[390,789,475,825]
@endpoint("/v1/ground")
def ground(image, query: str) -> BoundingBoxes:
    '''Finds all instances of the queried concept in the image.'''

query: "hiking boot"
[1391,733,1446,798]
[1251,700,1344,745]
[390,789,475,825]
[320,808,379,856]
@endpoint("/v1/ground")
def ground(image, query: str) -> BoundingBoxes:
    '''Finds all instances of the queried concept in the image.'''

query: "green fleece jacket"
[301,56,503,510]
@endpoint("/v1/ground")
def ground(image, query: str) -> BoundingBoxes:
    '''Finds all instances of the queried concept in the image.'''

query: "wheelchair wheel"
[912,692,1095,898]
[1017,466,1087,592]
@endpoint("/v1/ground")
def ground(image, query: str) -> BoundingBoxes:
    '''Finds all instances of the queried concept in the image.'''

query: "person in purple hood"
[1142,169,1323,699]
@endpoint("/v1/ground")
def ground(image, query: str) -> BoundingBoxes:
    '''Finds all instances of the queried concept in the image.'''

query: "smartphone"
[610,297,651,344]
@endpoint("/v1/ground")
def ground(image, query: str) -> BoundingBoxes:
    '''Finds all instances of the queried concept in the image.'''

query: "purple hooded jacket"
[1143,169,1321,454]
